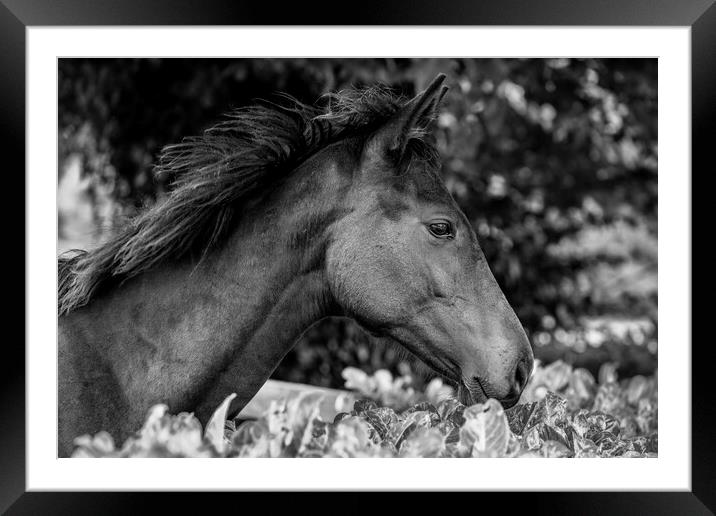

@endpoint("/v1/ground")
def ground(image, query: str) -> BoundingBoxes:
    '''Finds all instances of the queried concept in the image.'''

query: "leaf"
[380,440,399,456]
[352,399,379,416]
[403,401,438,415]
[539,440,573,458]
[459,399,511,457]
[541,360,573,392]
[543,391,569,426]
[299,419,330,457]
[342,367,375,397]
[424,378,455,405]
[586,411,620,438]
[71,431,117,458]
[231,420,272,457]
[264,399,292,448]
[362,407,399,441]
[334,392,356,414]
[373,369,394,394]
[388,410,435,448]
[620,450,646,458]
[462,403,486,421]
[571,409,592,438]
[166,412,207,457]
[538,424,571,452]
[565,368,596,409]
[328,416,375,457]
[118,407,211,457]
[524,426,542,450]
[523,400,547,432]
[592,431,619,453]
[636,398,658,433]
[436,420,460,444]
[333,412,351,424]
[594,382,622,414]
[442,442,471,458]
[573,435,599,457]
[598,362,619,385]
[231,419,268,447]
[287,392,325,455]
[436,398,463,422]
[624,375,651,406]
[399,427,446,457]
[506,402,537,436]
[627,436,649,454]
[617,414,640,438]
[205,393,237,455]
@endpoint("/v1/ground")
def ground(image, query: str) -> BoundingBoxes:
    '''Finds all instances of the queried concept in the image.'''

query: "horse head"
[326,74,534,407]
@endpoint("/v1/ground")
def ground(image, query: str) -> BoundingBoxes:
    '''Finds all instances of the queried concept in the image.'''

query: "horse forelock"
[57,82,442,316]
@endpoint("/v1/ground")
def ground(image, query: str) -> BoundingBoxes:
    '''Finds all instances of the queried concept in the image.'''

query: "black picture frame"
[3,0,713,513]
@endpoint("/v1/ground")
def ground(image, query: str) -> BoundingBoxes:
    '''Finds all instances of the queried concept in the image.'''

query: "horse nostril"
[509,358,531,399]
[514,364,524,390]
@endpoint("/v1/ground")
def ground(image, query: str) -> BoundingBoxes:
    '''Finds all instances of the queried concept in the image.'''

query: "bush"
[72,360,656,458]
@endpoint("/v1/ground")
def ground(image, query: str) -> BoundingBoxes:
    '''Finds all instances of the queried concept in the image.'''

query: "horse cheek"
[326,241,390,328]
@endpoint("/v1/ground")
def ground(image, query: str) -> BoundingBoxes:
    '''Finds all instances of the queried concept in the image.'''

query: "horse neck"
[78,143,352,426]
[189,150,349,415]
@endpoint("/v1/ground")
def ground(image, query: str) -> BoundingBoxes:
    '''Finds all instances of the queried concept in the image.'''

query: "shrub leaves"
[70,360,657,458]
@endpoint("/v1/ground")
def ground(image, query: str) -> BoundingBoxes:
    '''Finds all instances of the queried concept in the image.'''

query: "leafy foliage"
[72,361,656,458]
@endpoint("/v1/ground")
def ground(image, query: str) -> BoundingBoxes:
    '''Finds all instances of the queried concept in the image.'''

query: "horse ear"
[368,73,448,162]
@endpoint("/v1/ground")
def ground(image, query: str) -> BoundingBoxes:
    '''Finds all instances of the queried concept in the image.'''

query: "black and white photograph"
[3,1,710,509]
[57,58,658,459]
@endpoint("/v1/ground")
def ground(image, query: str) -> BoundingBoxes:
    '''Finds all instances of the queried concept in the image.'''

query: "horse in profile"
[58,74,533,457]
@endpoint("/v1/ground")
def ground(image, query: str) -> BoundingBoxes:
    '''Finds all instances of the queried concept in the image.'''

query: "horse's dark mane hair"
[58,82,441,315]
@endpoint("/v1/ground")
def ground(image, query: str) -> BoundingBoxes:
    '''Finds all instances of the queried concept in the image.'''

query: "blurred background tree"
[58,58,657,386]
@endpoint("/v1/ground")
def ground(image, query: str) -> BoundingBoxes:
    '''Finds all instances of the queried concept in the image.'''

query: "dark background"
[57,58,658,388]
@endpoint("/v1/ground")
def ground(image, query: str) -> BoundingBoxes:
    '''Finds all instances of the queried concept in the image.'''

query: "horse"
[57,73,534,457]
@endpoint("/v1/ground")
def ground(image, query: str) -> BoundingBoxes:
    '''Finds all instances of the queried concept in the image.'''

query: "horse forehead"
[410,167,454,204]
[375,167,455,219]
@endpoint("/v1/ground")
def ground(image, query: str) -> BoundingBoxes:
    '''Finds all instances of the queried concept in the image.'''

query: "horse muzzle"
[459,353,533,408]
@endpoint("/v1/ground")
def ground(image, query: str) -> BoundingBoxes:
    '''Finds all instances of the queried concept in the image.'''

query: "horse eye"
[428,222,454,238]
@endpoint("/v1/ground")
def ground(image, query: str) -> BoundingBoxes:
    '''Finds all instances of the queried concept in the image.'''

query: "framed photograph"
[4,0,712,512]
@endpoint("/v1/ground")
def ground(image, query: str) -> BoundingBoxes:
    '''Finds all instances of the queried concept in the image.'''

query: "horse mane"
[58,82,441,316]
